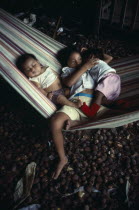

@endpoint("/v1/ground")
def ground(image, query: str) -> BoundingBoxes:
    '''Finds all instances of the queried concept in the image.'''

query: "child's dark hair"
[81,48,104,63]
[56,45,81,67]
[16,53,37,71]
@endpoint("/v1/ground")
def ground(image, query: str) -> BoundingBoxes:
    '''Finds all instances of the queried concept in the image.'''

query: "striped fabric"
[71,56,139,130]
[0,8,65,117]
[0,9,139,129]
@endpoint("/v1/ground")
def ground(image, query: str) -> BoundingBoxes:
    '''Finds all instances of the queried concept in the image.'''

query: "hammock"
[0,9,139,130]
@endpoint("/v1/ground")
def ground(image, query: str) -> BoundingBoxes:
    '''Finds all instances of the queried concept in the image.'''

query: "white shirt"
[89,60,116,83]
[61,67,95,99]
[29,67,57,89]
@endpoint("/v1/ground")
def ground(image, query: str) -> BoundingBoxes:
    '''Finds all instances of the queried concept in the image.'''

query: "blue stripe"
[74,93,94,98]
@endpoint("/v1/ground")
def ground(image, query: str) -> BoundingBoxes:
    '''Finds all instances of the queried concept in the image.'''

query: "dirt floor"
[0,14,139,210]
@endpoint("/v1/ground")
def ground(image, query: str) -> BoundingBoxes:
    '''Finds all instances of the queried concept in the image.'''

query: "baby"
[16,53,82,108]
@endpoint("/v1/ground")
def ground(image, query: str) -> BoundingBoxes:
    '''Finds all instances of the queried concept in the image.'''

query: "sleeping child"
[80,47,121,117]
[16,53,82,108]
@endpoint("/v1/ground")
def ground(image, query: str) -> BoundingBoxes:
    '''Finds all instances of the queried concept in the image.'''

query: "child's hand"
[83,58,98,69]
[47,92,53,100]
[73,99,83,108]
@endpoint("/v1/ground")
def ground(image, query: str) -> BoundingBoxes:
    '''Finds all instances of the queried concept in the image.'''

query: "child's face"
[67,52,82,68]
[22,57,42,78]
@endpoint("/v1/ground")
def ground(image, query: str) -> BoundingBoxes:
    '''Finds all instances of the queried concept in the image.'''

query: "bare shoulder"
[103,54,113,63]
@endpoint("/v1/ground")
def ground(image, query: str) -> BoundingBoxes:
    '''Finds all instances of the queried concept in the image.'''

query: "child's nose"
[31,67,35,72]
[77,60,81,65]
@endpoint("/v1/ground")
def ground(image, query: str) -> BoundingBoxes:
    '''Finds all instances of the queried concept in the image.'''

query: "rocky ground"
[0,11,139,210]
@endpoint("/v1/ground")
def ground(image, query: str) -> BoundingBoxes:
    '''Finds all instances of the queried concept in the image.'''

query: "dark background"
[1,0,138,38]
[0,0,99,35]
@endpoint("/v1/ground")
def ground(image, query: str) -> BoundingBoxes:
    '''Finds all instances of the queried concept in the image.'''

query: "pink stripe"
[0,32,25,54]
[111,55,139,65]
[112,61,139,69]
[70,112,133,130]
[122,78,139,86]
[1,15,60,65]
[111,58,139,68]
[1,15,55,56]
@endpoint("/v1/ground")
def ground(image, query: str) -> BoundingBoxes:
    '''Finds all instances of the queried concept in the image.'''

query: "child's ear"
[80,47,88,52]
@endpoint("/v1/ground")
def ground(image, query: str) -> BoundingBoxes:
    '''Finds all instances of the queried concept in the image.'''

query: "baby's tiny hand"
[74,99,83,108]
[47,92,53,100]
[84,58,98,69]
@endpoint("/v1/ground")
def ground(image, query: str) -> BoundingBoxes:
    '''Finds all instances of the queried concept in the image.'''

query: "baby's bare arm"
[103,54,113,63]
[57,95,82,108]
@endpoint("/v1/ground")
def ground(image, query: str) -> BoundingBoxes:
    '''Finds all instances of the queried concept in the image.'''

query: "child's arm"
[62,58,98,87]
[103,54,113,63]
[57,95,82,108]
[64,88,70,97]
[31,81,48,96]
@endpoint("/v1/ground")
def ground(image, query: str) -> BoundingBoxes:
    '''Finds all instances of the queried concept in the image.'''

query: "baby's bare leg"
[57,95,82,108]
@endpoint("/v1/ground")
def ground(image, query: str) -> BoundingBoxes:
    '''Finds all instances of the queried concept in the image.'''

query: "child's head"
[67,50,82,68]
[16,53,42,78]
[56,46,82,68]
[81,47,104,63]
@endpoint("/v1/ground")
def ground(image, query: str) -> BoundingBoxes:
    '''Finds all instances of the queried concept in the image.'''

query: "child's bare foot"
[65,119,81,130]
[52,157,68,179]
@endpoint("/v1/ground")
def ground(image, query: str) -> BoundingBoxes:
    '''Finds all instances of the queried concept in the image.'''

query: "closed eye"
[25,68,31,72]
[71,60,76,64]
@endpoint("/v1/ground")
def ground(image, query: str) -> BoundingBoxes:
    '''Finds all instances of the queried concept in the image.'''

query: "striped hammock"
[0,9,139,130]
